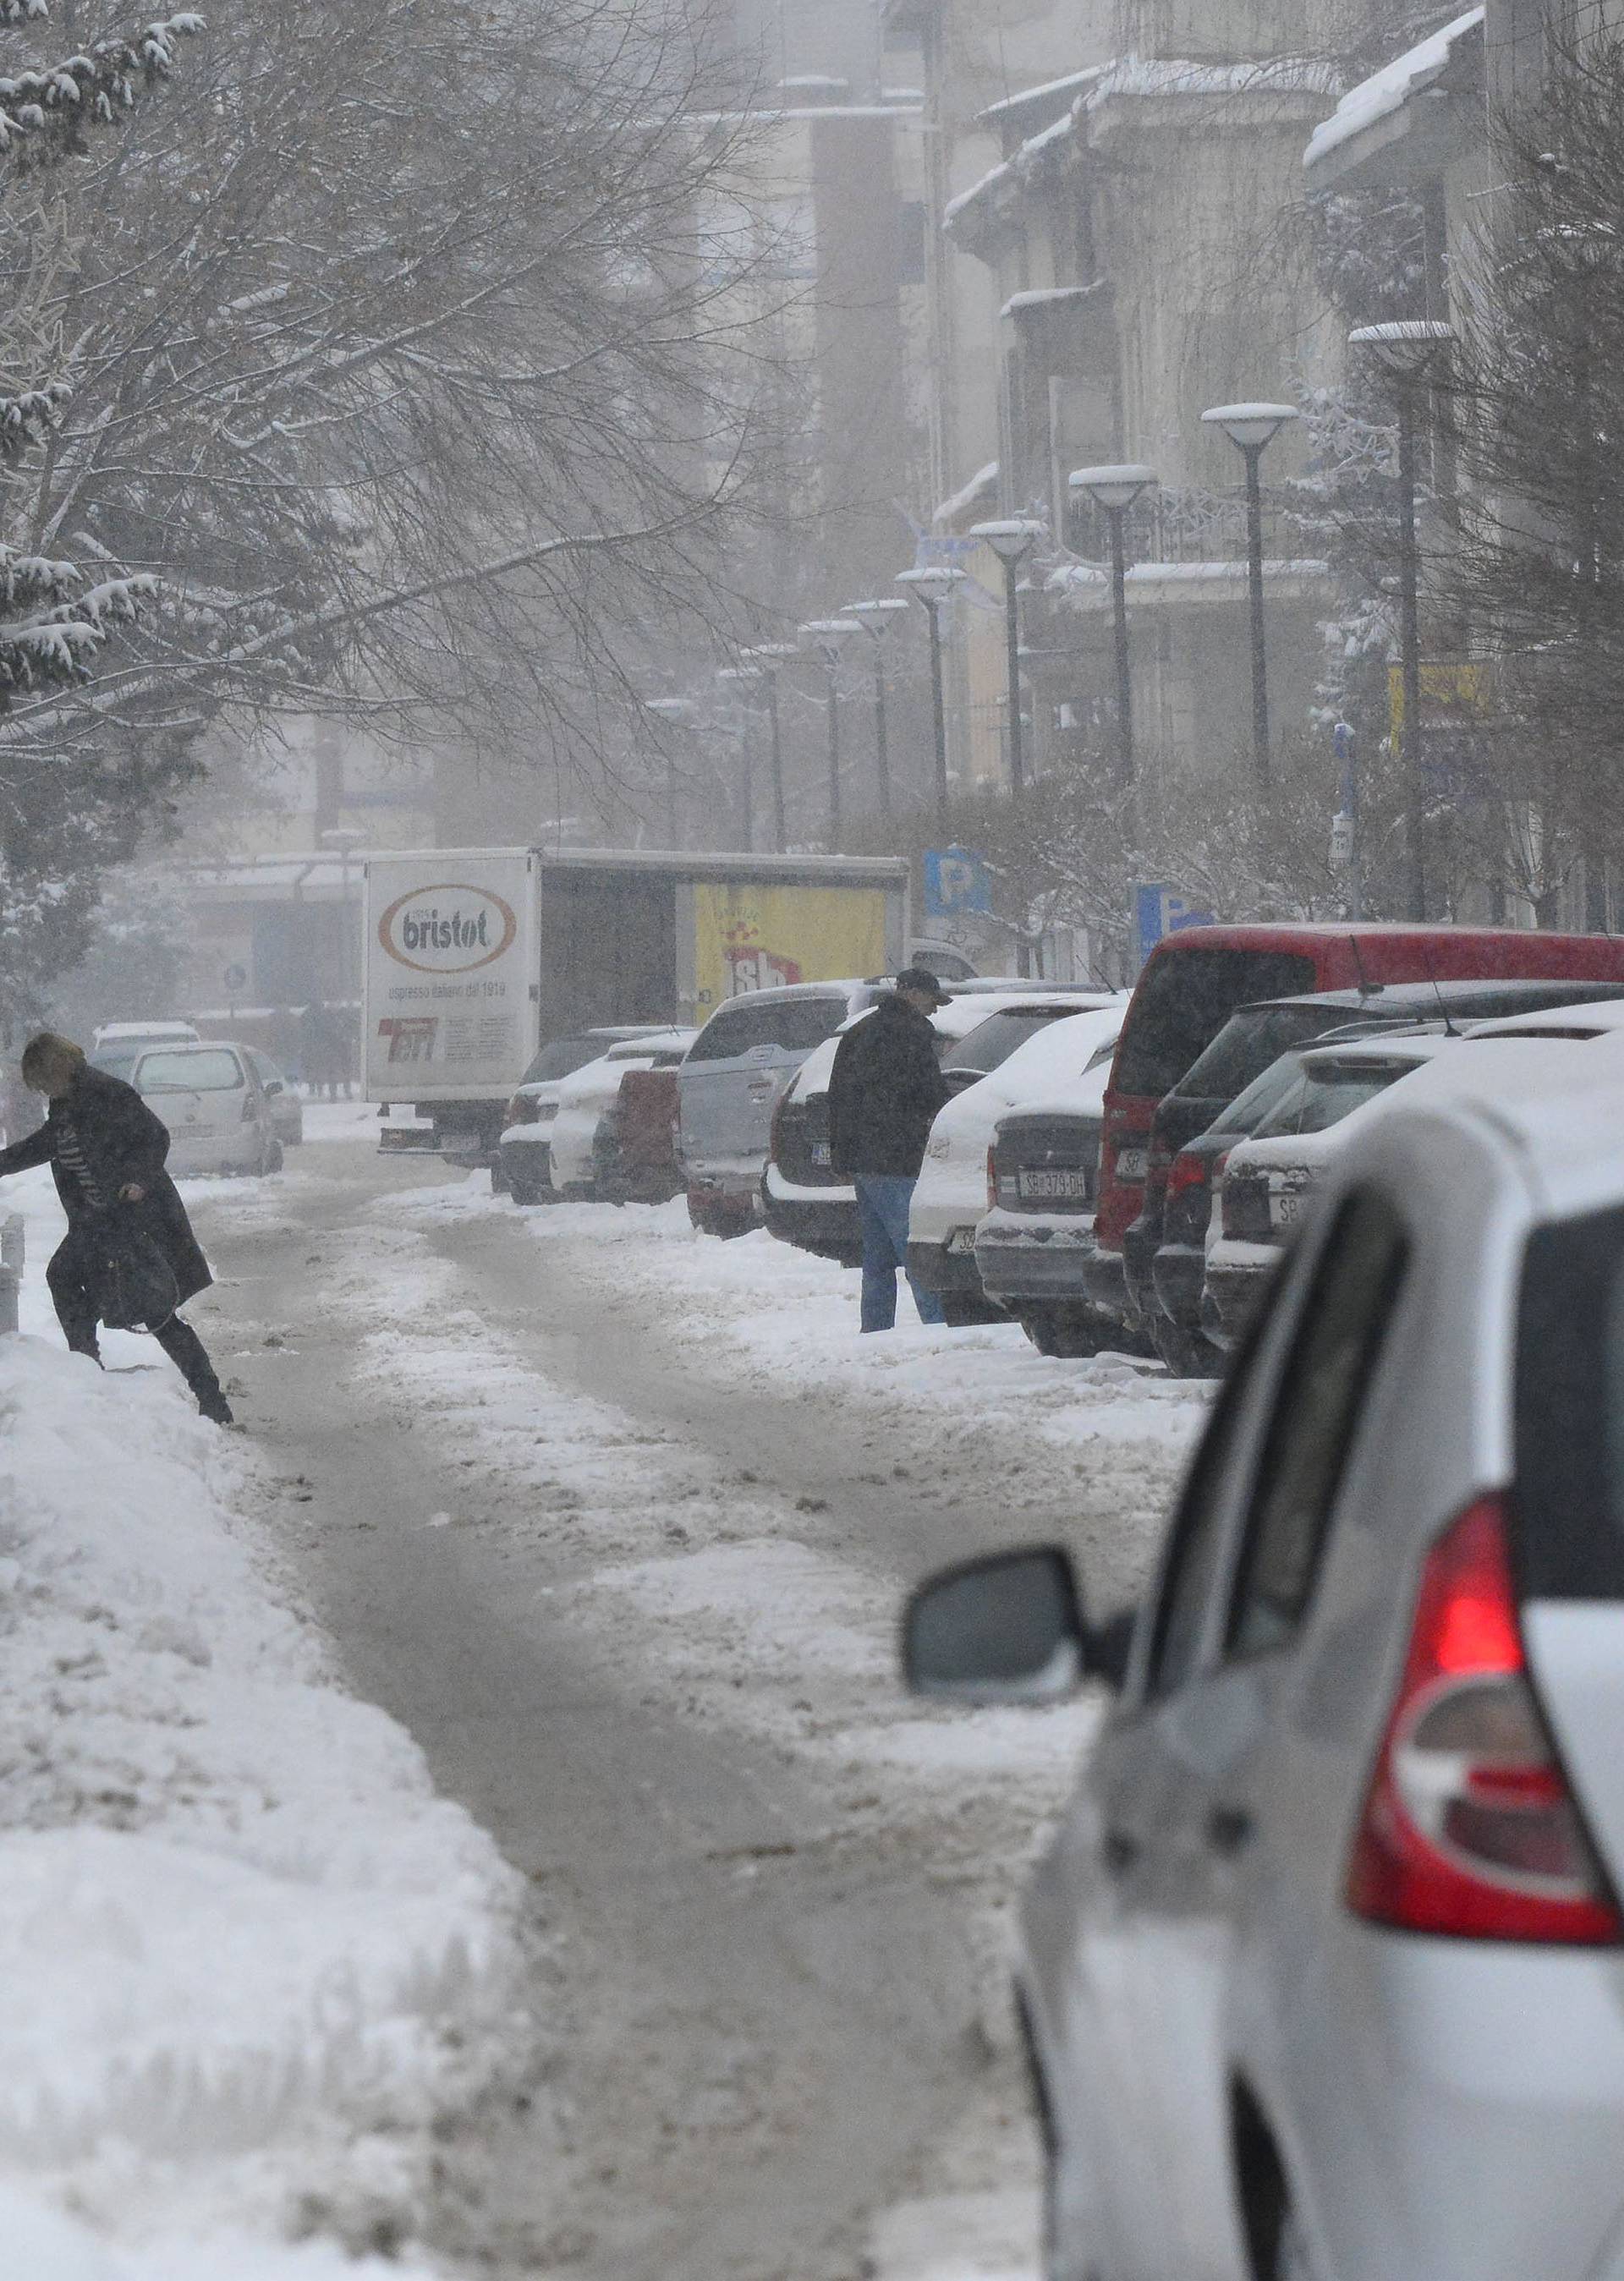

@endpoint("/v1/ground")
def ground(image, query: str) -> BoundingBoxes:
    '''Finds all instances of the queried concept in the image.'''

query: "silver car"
[905,1050,1624,2281]
[678,980,882,1237]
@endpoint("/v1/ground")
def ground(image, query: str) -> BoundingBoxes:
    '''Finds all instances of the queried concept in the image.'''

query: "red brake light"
[1166,1149,1209,1204]
[1346,1494,1622,1945]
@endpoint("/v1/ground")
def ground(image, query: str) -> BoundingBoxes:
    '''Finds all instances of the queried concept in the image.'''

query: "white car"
[904,1036,1624,2281]
[908,1001,1126,1323]
[764,990,1121,1280]
[548,1029,696,1198]
[498,1026,682,1205]
[129,1040,283,1177]
[1204,1028,1624,1350]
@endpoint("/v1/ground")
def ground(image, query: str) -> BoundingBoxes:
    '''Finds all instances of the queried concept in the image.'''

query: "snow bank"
[0,1176,524,2271]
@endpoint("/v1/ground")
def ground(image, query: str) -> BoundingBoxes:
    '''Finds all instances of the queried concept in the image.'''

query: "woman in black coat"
[0,1032,232,1422]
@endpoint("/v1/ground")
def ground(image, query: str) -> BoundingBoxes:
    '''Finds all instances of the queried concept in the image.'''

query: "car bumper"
[764,1186,859,1263]
[1082,1242,1129,1321]
[1151,1241,1206,1330]
[907,1238,985,1296]
[1287,1924,1624,2281]
[168,1129,262,1176]
[974,1206,1101,1302]
[684,1164,766,1206]
[1201,1238,1278,1349]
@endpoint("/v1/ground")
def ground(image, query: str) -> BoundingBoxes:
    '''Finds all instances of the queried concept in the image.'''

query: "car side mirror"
[264,1079,283,1096]
[902,1546,1131,1704]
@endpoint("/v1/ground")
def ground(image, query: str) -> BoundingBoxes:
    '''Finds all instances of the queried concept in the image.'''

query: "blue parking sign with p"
[924,847,991,918]
[1135,884,1215,969]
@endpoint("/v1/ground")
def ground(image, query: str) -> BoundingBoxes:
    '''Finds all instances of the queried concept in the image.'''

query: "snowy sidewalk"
[0,1169,526,2277]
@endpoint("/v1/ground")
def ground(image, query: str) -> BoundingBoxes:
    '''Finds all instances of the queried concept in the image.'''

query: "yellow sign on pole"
[1389,660,1489,737]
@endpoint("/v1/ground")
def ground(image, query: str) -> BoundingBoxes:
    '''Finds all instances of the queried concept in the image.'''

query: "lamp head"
[1347,320,1454,381]
[716,666,763,686]
[798,617,861,661]
[1067,463,1159,513]
[1201,401,1298,452]
[896,565,966,606]
[742,642,799,666]
[842,598,910,635]
[968,517,1045,565]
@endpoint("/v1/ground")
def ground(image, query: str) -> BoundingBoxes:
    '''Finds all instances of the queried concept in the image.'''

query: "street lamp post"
[716,664,764,851]
[1067,465,1160,787]
[1200,403,1299,789]
[842,598,911,817]
[968,518,1045,798]
[644,695,697,847]
[896,565,967,821]
[742,643,798,852]
[798,618,860,847]
[319,825,366,1093]
[1349,321,1454,920]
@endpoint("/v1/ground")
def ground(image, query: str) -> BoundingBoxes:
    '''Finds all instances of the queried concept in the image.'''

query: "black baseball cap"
[894,965,953,1006]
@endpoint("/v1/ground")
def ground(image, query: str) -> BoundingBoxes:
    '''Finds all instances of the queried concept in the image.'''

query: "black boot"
[155,1318,233,1424]
[196,1385,235,1426]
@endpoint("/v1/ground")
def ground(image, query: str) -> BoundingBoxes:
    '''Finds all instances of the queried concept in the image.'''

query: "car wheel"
[940,1291,1001,1329]
[1149,1313,1224,1379]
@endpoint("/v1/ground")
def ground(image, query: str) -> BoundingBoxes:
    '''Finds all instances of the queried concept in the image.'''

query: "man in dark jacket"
[0,1033,233,1422]
[827,968,952,1333]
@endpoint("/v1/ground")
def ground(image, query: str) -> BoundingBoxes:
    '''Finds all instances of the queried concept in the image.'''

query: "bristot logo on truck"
[377,885,518,974]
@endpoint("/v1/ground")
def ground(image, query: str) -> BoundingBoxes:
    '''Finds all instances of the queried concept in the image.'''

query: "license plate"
[1017,1167,1090,1203]
[1270,1188,1303,1229]
[946,1227,976,1253]
[1115,1148,1148,1183]
[810,1140,831,1166]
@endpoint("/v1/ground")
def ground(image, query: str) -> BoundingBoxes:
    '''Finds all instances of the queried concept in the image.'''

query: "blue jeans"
[854,1175,946,1334]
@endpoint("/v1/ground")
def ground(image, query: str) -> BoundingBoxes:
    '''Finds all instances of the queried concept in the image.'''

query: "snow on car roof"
[1466,997,1624,1038]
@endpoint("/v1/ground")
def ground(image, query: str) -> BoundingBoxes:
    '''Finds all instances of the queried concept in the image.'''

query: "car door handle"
[1102,1827,1139,1876]
[1205,1804,1255,1859]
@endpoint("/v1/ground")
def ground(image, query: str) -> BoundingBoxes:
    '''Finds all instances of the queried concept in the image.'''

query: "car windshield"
[524,1034,620,1083]
[1114,950,1317,1099]
[1254,1057,1418,1139]
[1173,1001,1362,1104]
[939,1007,1082,1076]
[134,1048,244,1093]
[686,996,849,1062]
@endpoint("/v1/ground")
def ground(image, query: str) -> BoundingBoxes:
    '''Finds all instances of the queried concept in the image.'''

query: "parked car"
[548,1031,695,1198]
[680,981,896,1239]
[89,1021,202,1079]
[903,1039,1624,2281]
[764,990,1119,1271]
[245,1048,304,1146]
[1204,1028,1624,1352]
[1138,980,1624,1375]
[498,1026,678,1204]
[129,1040,283,1176]
[1088,924,1624,1343]
[909,1002,1126,1324]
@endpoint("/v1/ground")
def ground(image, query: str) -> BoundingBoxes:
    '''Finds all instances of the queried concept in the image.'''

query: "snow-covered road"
[4,1113,1208,2277]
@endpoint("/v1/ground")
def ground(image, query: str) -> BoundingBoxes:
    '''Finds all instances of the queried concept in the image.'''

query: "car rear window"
[1255,1058,1419,1138]
[1173,1002,1362,1105]
[939,1006,1080,1076]
[686,995,848,1062]
[90,1050,140,1081]
[1517,1204,1624,1598]
[135,1048,244,1093]
[524,1034,614,1083]
[1114,951,1316,1100]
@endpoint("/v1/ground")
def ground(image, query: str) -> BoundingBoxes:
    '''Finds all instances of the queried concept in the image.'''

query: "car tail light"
[1346,1494,1622,1945]
[503,1094,540,1130]
[987,1145,997,1214]
[1166,1150,1209,1204]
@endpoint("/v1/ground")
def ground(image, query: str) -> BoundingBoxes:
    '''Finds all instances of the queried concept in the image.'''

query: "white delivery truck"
[365,847,910,1166]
